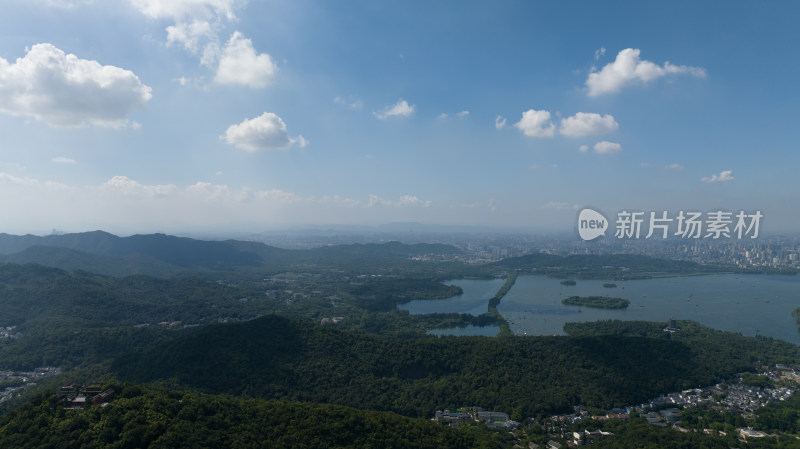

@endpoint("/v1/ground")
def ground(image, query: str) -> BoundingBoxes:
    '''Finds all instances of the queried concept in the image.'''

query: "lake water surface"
[400,274,800,344]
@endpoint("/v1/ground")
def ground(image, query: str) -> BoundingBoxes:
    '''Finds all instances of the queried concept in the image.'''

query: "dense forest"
[0,384,510,449]
[113,315,799,419]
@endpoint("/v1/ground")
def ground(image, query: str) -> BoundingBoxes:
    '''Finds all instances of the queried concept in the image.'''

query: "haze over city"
[0,1,798,235]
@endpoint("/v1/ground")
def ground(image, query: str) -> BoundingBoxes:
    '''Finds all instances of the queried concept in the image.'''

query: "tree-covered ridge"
[0,231,468,278]
[0,264,253,332]
[564,320,800,376]
[0,384,510,449]
[562,296,630,309]
[0,262,504,371]
[113,315,799,419]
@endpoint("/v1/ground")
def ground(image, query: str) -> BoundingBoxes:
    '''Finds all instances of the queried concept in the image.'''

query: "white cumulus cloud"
[132,0,239,53]
[52,157,76,164]
[214,31,277,88]
[222,112,306,152]
[132,1,275,89]
[701,170,734,183]
[374,99,415,120]
[514,109,555,137]
[495,116,507,129]
[559,112,619,137]
[0,44,151,128]
[666,163,684,170]
[593,141,622,154]
[579,145,589,152]
[586,48,706,96]
[166,20,215,54]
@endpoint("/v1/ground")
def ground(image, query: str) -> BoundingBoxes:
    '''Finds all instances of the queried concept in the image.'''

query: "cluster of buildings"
[0,366,61,403]
[517,365,799,447]
[54,383,115,409]
[433,407,520,430]
[499,235,800,271]
[320,316,344,325]
[0,326,20,339]
[398,232,800,271]
[635,370,796,417]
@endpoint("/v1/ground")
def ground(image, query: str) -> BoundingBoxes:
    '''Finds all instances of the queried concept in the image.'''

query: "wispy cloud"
[368,194,431,208]
[333,96,363,109]
[593,46,606,61]
[701,170,734,183]
[374,99,415,120]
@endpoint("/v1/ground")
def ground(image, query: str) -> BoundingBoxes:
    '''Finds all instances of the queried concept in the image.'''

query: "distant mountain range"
[0,231,463,277]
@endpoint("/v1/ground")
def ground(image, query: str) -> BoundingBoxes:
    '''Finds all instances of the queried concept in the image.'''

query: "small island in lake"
[560,280,576,286]
[562,295,630,309]
[603,283,617,288]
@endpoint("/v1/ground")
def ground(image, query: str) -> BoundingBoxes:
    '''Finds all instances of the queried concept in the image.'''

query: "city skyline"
[1,1,798,234]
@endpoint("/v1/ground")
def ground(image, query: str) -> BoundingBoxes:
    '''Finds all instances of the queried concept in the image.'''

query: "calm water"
[401,274,800,344]
[398,278,506,337]
[398,278,506,316]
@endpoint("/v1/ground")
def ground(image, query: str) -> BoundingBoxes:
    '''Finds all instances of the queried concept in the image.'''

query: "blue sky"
[0,0,798,235]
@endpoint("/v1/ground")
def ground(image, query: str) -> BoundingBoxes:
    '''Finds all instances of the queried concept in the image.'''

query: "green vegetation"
[1,233,798,447]
[487,273,516,337]
[0,384,510,449]
[0,261,495,370]
[562,296,630,309]
[113,315,799,419]
[740,372,773,389]
[0,232,475,280]
[792,307,800,331]
[568,417,730,449]
[564,320,800,378]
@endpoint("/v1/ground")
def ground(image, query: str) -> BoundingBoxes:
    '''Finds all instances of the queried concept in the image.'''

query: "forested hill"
[0,384,510,449]
[0,231,463,277]
[113,314,799,419]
